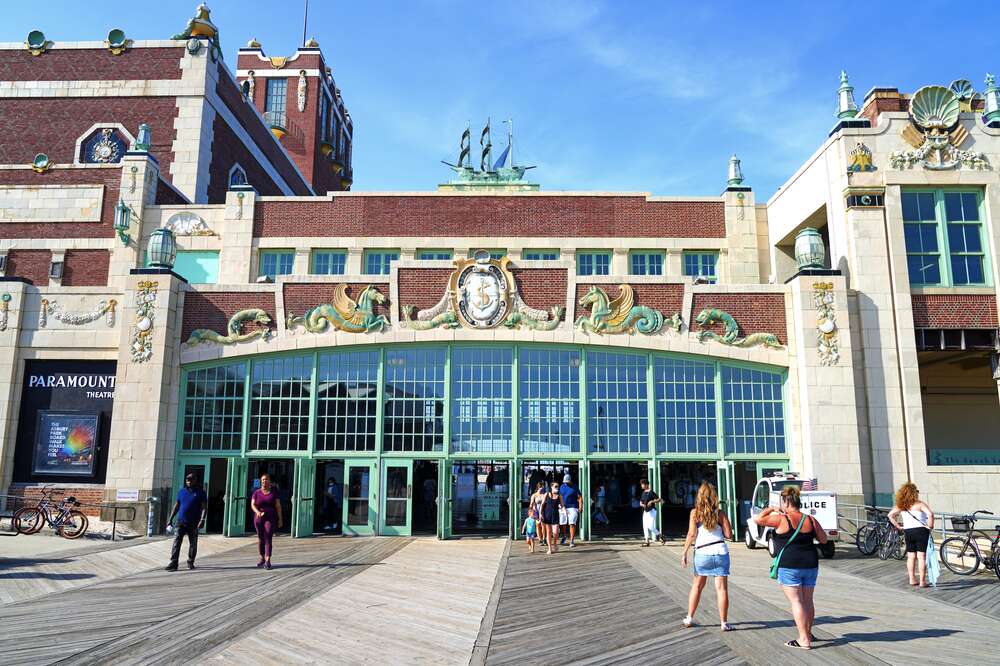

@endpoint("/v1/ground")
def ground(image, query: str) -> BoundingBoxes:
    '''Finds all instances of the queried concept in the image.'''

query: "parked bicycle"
[855,508,904,560]
[939,510,1000,578]
[13,487,89,539]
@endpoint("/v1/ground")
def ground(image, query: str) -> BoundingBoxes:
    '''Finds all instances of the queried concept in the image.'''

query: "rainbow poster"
[33,411,98,476]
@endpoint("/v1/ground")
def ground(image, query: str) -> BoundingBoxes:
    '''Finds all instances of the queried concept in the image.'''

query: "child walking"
[521,509,539,553]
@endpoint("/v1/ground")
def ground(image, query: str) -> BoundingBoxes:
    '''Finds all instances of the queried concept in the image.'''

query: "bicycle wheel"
[57,510,88,540]
[893,534,906,560]
[877,530,897,560]
[939,536,981,575]
[13,507,43,535]
[856,524,878,556]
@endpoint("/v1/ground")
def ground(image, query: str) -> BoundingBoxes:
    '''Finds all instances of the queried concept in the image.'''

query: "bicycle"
[939,510,1000,577]
[878,525,905,561]
[13,488,89,539]
[856,507,885,556]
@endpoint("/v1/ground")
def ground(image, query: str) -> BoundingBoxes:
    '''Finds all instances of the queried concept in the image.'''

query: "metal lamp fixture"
[114,199,134,246]
[146,228,177,269]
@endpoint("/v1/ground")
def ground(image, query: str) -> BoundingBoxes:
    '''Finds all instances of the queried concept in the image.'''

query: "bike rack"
[0,493,143,541]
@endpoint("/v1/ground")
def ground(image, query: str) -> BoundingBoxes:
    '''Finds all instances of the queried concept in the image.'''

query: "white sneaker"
[682,616,693,628]
[720,622,733,632]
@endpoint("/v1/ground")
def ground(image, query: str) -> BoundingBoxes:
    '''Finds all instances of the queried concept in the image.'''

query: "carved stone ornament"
[402,252,562,331]
[813,282,839,365]
[40,298,116,328]
[890,85,989,170]
[0,293,10,331]
[88,128,123,163]
[186,309,273,346]
[165,211,214,236]
[575,285,676,335]
[246,70,255,102]
[286,284,389,334]
[298,70,307,112]
[847,142,876,172]
[695,308,782,349]
[131,281,157,363]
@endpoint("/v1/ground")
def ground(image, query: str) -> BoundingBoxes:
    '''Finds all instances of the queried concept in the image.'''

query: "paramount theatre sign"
[28,373,116,399]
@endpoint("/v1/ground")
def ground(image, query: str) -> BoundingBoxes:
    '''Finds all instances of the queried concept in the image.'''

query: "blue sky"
[7,1,998,197]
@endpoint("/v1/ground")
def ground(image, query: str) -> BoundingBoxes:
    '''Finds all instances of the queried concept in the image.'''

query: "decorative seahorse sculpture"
[574,285,665,335]
[694,308,782,349]
[401,305,459,330]
[287,284,389,334]
[504,306,565,331]
[186,308,272,345]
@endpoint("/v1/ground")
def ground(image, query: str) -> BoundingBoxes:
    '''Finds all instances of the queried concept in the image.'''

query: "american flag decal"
[801,478,817,491]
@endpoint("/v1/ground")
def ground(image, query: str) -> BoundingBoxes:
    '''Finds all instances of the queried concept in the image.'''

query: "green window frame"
[181,362,246,451]
[248,354,313,452]
[576,251,611,276]
[311,250,347,275]
[316,349,378,451]
[523,250,559,261]
[259,250,294,279]
[264,78,287,126]
[630,251,665,276]
[416,249,453,261]
[902,189,989,286]
[683,252,718,283]
[364,249,400,275]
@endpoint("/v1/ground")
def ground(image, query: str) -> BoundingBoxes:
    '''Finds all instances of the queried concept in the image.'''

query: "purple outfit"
[252,488,279,560]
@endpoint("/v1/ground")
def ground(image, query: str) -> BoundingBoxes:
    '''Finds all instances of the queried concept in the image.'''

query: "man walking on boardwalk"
[165,473,207,571]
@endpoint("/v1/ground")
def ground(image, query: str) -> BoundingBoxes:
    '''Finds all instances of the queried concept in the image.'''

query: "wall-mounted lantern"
[106,28,130,55]
[114,199,136,246]
[795,227,826,270]
[135,123,152,152]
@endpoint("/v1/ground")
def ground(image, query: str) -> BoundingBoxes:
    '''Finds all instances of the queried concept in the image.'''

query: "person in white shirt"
[680,482,733,631]
[888,483,935,587]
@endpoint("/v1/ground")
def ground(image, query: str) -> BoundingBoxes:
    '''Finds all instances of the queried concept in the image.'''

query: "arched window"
[79,127,128,164]
[228,164,248,188]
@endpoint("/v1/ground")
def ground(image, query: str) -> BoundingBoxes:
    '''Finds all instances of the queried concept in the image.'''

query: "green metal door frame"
[174,456,212,534]
[343,458,378,536]
[293,458,317,537]
[224,457,248,537]
[439,458,453,539]
[381,459,413,536]
[716,460,737,539]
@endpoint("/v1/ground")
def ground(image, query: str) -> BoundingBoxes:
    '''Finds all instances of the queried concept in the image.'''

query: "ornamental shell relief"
[813,282,839,365]
[131,281,157,363]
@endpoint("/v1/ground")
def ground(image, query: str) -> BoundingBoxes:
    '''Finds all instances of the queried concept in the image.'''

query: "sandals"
[785,640,811,650]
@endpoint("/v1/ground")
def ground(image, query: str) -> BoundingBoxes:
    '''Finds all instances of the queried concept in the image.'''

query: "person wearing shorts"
[888,482,935,587]
[559,474,581,548]
[680,482,733,631]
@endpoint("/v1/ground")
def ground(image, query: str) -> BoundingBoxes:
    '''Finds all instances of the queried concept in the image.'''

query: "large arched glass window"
[316,349,378,451]
[654,357,717,454]
[586,350,648,454]
[451,347,512,453]
[722,366,785,454]
[519,348,580,453]
[248,354,312,451]
[383,347,446,452]
[181,362,246,451]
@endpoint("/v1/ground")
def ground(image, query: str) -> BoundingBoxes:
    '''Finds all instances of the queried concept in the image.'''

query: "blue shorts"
[777,567,818,587]
[693,553,731,577]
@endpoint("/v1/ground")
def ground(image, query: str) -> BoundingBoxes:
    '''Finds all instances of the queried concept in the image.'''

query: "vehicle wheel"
[818,541,836,559]
[767,534,777,557]
[940,537,980,575]
[13,507,43,535]
[57,510,88,540]
[745,527,757,549]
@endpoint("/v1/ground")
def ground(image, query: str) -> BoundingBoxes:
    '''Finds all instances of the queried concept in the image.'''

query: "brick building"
[1,6,998,540]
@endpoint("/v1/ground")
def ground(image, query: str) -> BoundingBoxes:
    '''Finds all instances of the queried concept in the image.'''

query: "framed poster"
[33,411,99,476]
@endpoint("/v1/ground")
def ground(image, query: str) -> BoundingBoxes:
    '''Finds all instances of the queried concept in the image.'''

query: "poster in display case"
[32,411,99,476]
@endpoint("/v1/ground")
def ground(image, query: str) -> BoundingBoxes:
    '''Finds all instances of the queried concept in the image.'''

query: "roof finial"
[837,70,858,119]
[984,73,1000,125]
[727,154,744,187]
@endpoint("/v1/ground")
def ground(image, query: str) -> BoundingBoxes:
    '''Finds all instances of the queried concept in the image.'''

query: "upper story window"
[319,95,330,143]
[577,251,611,276]
[474,249,506,260]
[364,250,400,275]
[228,164,247,188]
[311,250,347,275]
[523,250,559,261]
[417,250,453,260]
[81,127,127,164]
[903,190,988,286]
[683,252,718,283]
[264,78,287,127]
[259,250,294,279]
[630,251,664,276]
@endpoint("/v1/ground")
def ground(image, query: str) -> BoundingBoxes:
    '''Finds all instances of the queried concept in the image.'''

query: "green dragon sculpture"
[574,285,665,335]
[401,305,460,330]
[695,308,782,349]
[287,284,389,334]
[504,306,565,331]
[186,308,272,346]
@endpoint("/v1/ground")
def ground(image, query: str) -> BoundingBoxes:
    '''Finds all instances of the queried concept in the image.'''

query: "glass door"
[381,460,413,536]
[176,457,211,534]
[293,458,317,537]
[438,460,452,539]
[717,460,737,538]
[343,459,377,536]
[224,457,248,537]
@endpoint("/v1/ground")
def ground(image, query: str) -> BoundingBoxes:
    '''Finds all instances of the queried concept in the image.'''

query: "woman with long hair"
[754,485,828,650]
[680,482,733,630]
[251,473,283,569]
[888,483,934,587]
[540,482,565,555]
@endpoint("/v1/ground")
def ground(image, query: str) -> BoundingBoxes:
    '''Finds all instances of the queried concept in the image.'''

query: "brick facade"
[7,484,105,518]
[911,294,999,329]
[397,268,453,316]
[181,291,276,341]
[690,292,787,344]
[62,250,110,286]
[283,282,390,320]
[512,267,569,318]
[154,178,189,205]
[254,197,726,238]
[207,114,286,201]
[0,168,121,239]
[0,47,183,82]
[0,97,179,176]
[573,282,684,320]
[6,249,52,286]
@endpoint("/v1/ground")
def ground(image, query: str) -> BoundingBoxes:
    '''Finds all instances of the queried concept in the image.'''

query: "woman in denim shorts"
[754,485,828,650]
[680,482,734,631]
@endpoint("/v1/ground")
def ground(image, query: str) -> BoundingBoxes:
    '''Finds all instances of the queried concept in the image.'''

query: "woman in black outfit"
[540,482,564,555]
[753,485,828,650]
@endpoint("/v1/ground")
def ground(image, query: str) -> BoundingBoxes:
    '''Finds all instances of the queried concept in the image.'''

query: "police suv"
[743,471,838,559]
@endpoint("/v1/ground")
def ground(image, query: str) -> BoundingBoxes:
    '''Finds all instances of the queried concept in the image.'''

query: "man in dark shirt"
[639,478,666,546]
[165,473,208,571]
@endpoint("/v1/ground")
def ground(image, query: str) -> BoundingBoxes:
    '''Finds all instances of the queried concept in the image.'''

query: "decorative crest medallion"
[88,128,123,164]
[847,142,875,172]
[890,85,989,170]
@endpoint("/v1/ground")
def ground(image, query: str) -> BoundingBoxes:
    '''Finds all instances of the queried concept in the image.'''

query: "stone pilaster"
[109,153,161,291]
[218,187,256,284]
[0,279,28,494]
[723,188,760,283]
